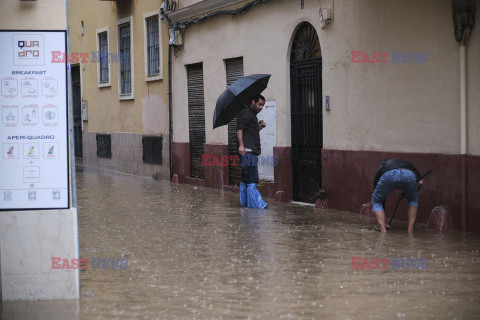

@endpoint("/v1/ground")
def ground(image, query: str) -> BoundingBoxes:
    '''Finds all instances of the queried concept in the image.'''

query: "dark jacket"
[236,106,261,155]
[373,158,421,188]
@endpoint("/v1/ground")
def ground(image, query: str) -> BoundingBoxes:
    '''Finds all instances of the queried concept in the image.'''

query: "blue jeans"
[241,153,259,184]
[372,169,418,212]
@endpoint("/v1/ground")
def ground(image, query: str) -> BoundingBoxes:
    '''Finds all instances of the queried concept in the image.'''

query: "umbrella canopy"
[213,74,271,129]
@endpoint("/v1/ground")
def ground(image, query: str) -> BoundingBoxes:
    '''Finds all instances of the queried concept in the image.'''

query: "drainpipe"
[452,0,475,232]
[168,44,173,181]
[161,7,174,182]
[460,45,467,233]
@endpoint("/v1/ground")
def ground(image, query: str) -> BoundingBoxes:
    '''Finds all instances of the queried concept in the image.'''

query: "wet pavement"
[2,164,480,319]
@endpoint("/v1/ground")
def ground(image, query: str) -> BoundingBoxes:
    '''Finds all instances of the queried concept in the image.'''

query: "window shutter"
[226,57,244,186]
[186,63,206,179]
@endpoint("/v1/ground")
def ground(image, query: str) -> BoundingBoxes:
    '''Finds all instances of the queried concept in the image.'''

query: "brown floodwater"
[2,165,480,319]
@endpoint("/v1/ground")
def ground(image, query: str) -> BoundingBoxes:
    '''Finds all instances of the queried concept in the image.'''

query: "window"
[99,32,108,82]
[143,10,163,81]
[96,27,110,87]
[146,16,159,75]
[119,25,131,94]
[142,136,163,165]
[96,134,112,159]
[117,16,134,99]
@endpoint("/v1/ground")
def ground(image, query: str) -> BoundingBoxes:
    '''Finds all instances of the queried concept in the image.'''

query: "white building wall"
[171,0,479,155]
[0,210,79,301]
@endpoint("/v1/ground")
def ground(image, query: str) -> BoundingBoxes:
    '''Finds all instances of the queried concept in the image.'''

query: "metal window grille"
[119,24,131,94]
[146,16,160,76]
[226,57,244,186]
[290,23,321,61]
[186,63,206,179]
[98,32,109,83]
[96,134,112,159]
[142,135,163,165]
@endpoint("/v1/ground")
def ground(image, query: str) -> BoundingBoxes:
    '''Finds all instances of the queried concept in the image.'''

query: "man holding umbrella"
[213,74,271,208]
[236,94,268,209]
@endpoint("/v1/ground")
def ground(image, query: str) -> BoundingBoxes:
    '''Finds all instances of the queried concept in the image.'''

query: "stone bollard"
[274,190,285,202]
[315,198,328,210]
[427,205,454,232]
[172,174,179,184]
[359,202,374,217]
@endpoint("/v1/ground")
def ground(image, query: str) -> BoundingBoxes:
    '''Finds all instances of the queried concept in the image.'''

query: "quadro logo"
[12,34,45,66]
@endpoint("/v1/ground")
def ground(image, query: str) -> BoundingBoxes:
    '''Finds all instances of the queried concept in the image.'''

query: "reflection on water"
[1,299,79,320]
[2,165,480,319]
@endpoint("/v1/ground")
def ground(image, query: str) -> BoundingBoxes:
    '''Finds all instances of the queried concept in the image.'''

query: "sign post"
[0,31,69,210]
[0,30,79,302]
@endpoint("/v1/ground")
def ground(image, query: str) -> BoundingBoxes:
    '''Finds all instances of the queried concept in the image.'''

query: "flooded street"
[3,165,480,319]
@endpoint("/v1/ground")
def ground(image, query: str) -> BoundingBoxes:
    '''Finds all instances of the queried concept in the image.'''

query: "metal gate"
[290,59,322,202]
[71,65,83,158]
[186,63,206,179]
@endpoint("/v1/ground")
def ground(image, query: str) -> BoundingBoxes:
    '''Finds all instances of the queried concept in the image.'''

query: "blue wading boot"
[240,182,248,207]
[246,183,268,209]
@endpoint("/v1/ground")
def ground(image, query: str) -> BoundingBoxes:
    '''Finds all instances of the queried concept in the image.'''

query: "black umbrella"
[213,74,271,129]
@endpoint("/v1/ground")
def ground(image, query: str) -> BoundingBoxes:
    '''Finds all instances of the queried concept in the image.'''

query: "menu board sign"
[0,31,69,210]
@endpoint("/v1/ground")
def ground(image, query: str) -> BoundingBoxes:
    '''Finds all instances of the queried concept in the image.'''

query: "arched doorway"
[290,22,322,203]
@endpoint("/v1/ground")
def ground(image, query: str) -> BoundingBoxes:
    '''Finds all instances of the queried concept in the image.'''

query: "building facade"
[167,0,480,231]
[68,0,170,179]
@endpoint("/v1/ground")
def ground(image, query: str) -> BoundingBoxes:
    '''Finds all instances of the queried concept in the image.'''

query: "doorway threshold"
[290,201,315,207]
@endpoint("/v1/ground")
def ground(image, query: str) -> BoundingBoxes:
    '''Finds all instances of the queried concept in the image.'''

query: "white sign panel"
[257,101,276,182]
[0,31,69,210]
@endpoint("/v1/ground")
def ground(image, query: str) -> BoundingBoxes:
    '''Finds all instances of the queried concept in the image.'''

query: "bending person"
[372,158,424,233]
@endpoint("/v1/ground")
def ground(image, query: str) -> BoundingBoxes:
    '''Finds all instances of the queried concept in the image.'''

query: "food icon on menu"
[22,105,39,125]
[3,143,19,159]
[41,79,58,96]
[6,111,15,121]
[2,106,19,126]
[43,142,59,159]
[42,105,58,126]
[1,79,18,97]
[21,79,38,97]
[23,142,39,159]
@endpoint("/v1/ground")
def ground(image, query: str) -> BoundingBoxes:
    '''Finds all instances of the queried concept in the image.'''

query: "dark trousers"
[241,153,259,184]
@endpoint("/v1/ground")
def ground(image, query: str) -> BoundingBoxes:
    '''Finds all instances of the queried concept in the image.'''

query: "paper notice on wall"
[0,31,69,210]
